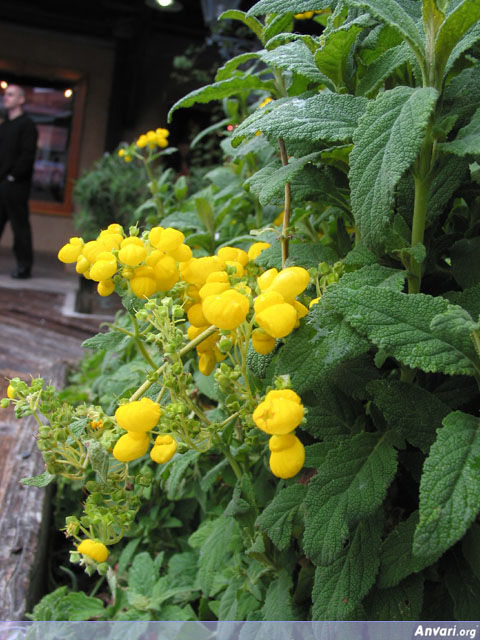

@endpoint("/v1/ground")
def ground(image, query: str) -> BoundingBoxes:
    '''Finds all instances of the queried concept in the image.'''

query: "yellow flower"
[269,433,305,479]
[77,539,109,563]
[292,300,309,319]
[257,268,278,291]
[206,271,229,284]
[118,238,147,266]
[81,240,105,264]
[169,243,192,262]
[97,279,115,297]
[252,389,304,435]
[187,325,218,353]
[112,432,150,462]
[137,134,148,148]
[75,255,90,274]
[89,252,117,282]
[258,97,273,109]
[149,227,184,252]
[199,281,230,300]
[273,211,284,226]
[187,303,208,328]
[266,266,310,302]
[202,289,250,330]
[217,246,249,267]
[90,419,103,430]
[6,383,15,399]
[309,296,321,308]
[150,435,177,463]
[199,351,216,376]
[251,328,276,355]
[58,237,83,263]
[130,265,157,298]
[255,303,297,338]
[254,290,284,314]
[294,11,314,19]
[152,254,179,291]
[115,397,161,433]
[247,242,271,261]
[180,256,225,287]
[97,229,123,250]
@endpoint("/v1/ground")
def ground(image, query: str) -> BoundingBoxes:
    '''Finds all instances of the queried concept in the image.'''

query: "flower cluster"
[117,127,170,162]
[112,397,177,464]
[58,224,192,299]
[253,389,305,479]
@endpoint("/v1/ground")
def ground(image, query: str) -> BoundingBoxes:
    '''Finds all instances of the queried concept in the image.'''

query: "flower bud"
[252,389,304,435]
[77,539,109,563]
[150,435,178,464]
[269,432,305,479]
[112,432,150,462]
[115,397,161,432]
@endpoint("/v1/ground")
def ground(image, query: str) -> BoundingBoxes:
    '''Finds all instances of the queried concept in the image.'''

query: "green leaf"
[215,52,261,82]
[232,93,368,153]
[349,86,438,252]
[128,552,157,597]
[363,573,424,620]
[21,471,55,487]
[246,152,319,203]
[164,450,201,500]
[117,538,141,574]
[450,236,480,289]
[367,379,451,453]
[256,484,307,550]
[303,432,398,564]
[218,577,243,620]
[261,41,331,85]
[196,516,241,596]
[324,286,479,376]
[413,410,480,559]
[86,439,110,483]
[442,65,480,128]
[82,330,128,352]
[357,43,412,97]
[56,591,106,621]
[345,0,426,63]
[426,155,469,223]
[444,20,480,76]
[262,570,297,620]
[247,0,333,16]
[377,511,439,588]
[168,75,274,121]
[305,389,362,441]
[263,12,295,43]
[314,20,367,90]
[439,106,480,156]
[254,240,337,269]
[312,513,383,620]
[434,0,480,79]
[444,546,480,620]
[219,9,263,40]
[445,284,480,320]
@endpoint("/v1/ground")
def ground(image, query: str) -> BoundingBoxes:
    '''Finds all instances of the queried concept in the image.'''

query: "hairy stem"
[278,137,291,268]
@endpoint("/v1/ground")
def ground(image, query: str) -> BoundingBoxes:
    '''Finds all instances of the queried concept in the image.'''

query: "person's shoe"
[10,269,31,279]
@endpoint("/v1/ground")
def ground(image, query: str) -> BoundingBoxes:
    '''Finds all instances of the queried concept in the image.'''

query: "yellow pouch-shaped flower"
[115,397,161,432]
[206,271,229,284]
[254,290,284,314]
[199,281,230,300]
[266,266,310,302]
[180,256,225,287]
[247,242,270,261]
[81,240,105,264]
[150,434,177,463]
[89,252,117,282]
[97,279,115,297]
[58,237,83,263]
[149,227,184,252]
[130,265,157,298]
[255,303,297,338]
[77,539,109,563]
[253,391,304,435]
[217,246,249,267]
[169,243,192,262]
[118,240,147,267]
[269,432,305,479]
[75,255,90,274]
[187,303,208,328]
[152,254,179,291]
[257,268,279,291]
[203,289,250,330]
[187,325,218,353]
[113,432,150,462]
[251,328,276,355]
[199,350,216,376]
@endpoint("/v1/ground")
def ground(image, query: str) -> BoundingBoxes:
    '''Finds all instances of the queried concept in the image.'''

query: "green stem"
[129,325,217,401]
[130,313,158,370]
[408,172,431,295]
[278,137,291,268]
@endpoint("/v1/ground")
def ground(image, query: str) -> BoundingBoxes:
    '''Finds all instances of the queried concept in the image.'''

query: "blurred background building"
[0,0,255,253]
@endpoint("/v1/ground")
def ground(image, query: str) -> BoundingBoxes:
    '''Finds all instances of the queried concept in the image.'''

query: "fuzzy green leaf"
[442,65,480,128]
[303,432,398,565]
[363,574,424,620]
[434,0,480,79]
[82,330,128,352]
[260,41,331,85]
[305,389,362,441]
[314,21,366,90]
[312,513,383,620]
[262,570,297,620]
[357,43,412,97]
[128,552,157,597]
[21,471,55,487]
[413,411,480,559]
[247,0,332,16]
[232,93,368,153]
[195,516,241,597]
[345,0,425,62]
[219,9,263,40]
[426,155,469,223]
[165,450,201,500]
[215,52,261,81]
[462,522,480,581]
[439,106,480,156]
[378,511,439,588]
[444,20,480,75]
[367,379,451,452]
[168,76,274,120]
[445,284,480,321]
[256,484,307,550]
[324,286,479,376]
[349,86,438,252]
[254,241,337,269]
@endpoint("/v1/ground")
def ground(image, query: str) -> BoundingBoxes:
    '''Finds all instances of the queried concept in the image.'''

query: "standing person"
[0,84,38,279]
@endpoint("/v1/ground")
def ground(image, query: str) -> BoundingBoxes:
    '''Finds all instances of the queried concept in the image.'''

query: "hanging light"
[145,0,183,12]
[0,81,8,90]
[64,88,73,98]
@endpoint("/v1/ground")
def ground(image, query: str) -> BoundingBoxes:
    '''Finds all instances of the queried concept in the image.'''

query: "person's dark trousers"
[0,180,33,274]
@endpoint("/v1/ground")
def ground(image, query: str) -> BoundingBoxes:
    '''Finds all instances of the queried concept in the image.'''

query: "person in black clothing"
[0,84,38,279]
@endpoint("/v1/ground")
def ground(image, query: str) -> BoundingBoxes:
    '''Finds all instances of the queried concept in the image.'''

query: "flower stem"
[278,137,291,268]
